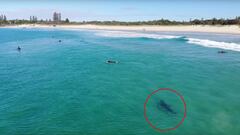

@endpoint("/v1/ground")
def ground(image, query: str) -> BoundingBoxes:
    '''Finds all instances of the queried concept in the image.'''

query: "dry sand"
[3,24,240,35]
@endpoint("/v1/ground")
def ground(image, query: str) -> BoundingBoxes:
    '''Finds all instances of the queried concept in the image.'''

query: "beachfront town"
[0,12,68,25]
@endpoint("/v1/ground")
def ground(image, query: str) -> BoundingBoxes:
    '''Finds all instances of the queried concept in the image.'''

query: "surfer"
[106,60,118,64]
[157,100,176,114]
[17,46,21,52]
[218,50,227,54]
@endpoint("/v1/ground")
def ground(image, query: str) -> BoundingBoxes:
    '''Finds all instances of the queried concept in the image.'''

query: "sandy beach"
[3,24,240,35]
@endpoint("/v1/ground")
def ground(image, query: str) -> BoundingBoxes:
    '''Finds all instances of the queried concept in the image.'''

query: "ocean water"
[0,28,240,135]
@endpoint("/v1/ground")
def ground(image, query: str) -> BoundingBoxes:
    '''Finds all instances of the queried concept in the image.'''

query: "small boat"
[106,60,118,64]
[58,40,62,42]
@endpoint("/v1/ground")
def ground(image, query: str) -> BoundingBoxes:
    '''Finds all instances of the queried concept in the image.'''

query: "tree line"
[76,17,240,25]
[1,17,240,26]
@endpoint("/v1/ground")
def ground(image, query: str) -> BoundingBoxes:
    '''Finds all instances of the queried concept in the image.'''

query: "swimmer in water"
[218,50,227,54]
[106,60,118,64]
[17,46,21,52]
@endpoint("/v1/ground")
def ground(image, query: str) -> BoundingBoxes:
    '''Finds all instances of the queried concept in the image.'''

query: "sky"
[0,0,239,22]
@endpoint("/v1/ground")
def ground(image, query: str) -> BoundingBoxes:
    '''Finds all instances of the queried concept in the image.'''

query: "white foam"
[186,38,240,52]
[95,30,240,52]
[95,30,182,39]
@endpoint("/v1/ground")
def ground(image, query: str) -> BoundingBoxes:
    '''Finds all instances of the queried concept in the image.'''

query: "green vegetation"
[1,17,240,26]
[76,17,240,25]
[65,18,70,23]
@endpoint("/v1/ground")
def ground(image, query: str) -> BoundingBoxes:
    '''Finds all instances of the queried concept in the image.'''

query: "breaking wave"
[186,38,240,52]
[95,30,240,52]
[95,31,182,39]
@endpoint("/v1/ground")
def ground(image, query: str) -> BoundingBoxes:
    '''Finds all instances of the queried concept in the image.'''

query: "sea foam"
[95,31,182,39]
[186,38,240,52]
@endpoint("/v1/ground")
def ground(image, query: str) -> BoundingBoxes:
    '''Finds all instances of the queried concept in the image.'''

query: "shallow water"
[0,28,240,135]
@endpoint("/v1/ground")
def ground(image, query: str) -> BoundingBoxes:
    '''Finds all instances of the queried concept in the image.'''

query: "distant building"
[0,14,7,21]
[3,15,7,21]
[30,16,38,22]
[53,12,61,22]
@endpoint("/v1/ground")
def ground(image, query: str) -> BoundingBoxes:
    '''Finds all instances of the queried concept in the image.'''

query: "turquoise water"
[0,28,240,135]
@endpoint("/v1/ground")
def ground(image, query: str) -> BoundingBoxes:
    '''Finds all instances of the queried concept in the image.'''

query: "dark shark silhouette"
[157,100,176,114]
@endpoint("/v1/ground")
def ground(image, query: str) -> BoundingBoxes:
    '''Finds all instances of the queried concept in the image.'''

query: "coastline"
[2,24,240,35]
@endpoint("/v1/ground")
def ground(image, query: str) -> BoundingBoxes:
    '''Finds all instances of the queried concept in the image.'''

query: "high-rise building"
[3,15,7,21]
[58,13,61,21]
[30,16,38,22]
[0,14,7,21]
[53,12,61,22]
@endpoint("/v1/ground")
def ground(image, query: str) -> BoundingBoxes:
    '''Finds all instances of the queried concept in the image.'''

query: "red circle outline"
[144,88,187,132]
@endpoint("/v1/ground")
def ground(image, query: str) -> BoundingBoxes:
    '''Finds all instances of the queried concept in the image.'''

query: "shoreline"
[2,24,240,35]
